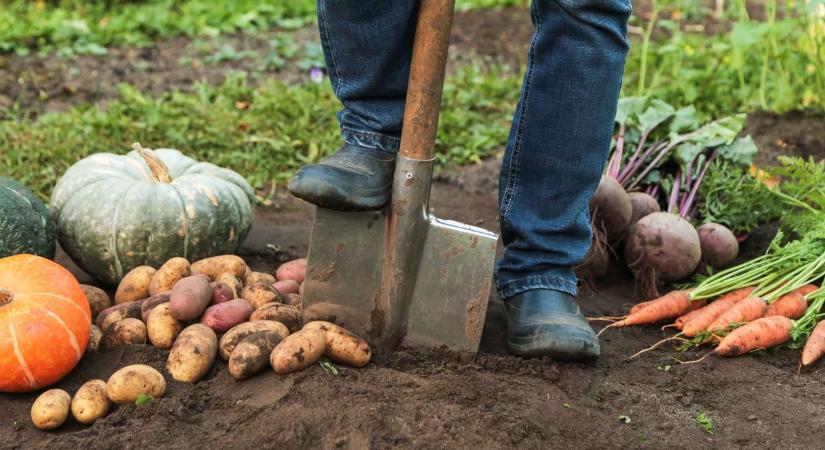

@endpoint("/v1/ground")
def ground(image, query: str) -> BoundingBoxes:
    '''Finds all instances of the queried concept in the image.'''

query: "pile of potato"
[35,255,371,431]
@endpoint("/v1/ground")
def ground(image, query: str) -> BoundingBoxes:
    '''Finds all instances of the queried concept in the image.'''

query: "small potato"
[304,321,371,368]
[31,389,71,430]
[106,364,166,404]
[250,303,302,332]
[228,331,284,380]
[272,279,300,296]
[115,266,156,304]
[140,292,172,322]
[219,320,290,360]
[71,380,110,425]
[169,275,213,321]
[270,328,325,374]
[147,303,184,349]
[101,318,147,350]
[211,282,235,304]
[149,257,191,295]
[201,299,253,332]
[87,324,102,353]
[167,324,218,383]
[191,255,247,280]
[215,273,243,297]
[242,283,282,309]
[275,258,307,283]
[80,284,112,318]
[96,301,142,331]
[284,293,302,308]
[244,271,276,287]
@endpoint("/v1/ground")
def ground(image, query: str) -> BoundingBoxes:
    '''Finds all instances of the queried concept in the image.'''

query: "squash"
[0,254,91,393]
[0,178,56,259]
[50,144,256,286]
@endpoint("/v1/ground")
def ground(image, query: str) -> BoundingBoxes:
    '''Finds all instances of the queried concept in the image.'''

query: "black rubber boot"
[288,144,396,211]
[506,289,600,361]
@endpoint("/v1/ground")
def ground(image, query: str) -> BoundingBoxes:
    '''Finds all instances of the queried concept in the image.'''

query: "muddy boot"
[505,289,600,361]
[288,144,396,211]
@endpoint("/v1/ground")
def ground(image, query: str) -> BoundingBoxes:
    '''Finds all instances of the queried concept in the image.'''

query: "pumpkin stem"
[132,142,173,183]
[0,288,13,306]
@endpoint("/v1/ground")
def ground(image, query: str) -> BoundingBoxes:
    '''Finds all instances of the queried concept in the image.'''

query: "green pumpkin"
[50,144,256,286]
[0,178,56,259]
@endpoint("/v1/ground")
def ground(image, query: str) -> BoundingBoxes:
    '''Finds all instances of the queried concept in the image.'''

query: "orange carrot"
[793,284,818,297]
[802,321,825,366]
[716,286,757,304]
[630,300,653,314]
[708,297,768,332]
[614,290,691,327]
[682,299,737,337]
[765,292,807,319]
[675,307,706,331]
[715,316,793,356]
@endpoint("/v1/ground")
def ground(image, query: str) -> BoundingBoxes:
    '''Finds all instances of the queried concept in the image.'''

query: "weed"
[135,394,154,407]
[695,412,714,435]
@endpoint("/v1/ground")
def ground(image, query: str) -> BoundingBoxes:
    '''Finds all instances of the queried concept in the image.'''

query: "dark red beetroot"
[590,175,632,242]
[627,192,660,227]
[624,212,701,289]
[697,223,739,270]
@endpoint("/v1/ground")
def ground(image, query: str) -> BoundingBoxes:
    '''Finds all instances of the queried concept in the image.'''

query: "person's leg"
[289,1,419,210]
[497,0,632,359]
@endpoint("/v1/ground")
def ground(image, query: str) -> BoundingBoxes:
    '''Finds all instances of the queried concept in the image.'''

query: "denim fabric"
[317,0,631,298]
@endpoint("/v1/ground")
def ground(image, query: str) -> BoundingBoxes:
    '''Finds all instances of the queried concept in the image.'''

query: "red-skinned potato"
[275,258,307,283]
[272,279,300,296]
[211,282,235,304]
[169,275,213,321]
[270,328,325,374]
[201,299,253,332]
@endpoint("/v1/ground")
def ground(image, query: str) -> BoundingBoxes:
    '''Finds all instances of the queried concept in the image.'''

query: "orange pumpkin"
[0,254,90,392]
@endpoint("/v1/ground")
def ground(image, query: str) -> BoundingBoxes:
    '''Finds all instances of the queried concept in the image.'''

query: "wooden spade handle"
[398,0,455,161]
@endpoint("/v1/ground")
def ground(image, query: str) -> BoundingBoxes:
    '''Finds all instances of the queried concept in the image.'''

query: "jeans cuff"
[496,273,578,300]
[341,127,400,153]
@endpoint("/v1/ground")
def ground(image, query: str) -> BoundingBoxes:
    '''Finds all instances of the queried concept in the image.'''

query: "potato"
[200,299,253,332]
[169,275,213,321]
[115,266,156,304]
[299,282,304,296]
[101,318,147,350]
[242,283,282,309]
[167,324,218,383]
[228,331,284,380]
[211,281,235,304]
[80,284,112,318]
[31,389,71,430]
[219,320,290,360]
[272,279,300,296]
[148,257,191,295]
[303,321,371,368]
[244,271,276,287]
[191,255,247,280]
[275,258,307,283]
[147,303,184,349]
[140,292,172,322]
[250,303,302,332]
[215,273,243,297]
[106,364,166,404]
[87,324,102,353]
[284,293,302,308]
[96,300,142,331]
[270,328,325,374]
[71,380,111,425]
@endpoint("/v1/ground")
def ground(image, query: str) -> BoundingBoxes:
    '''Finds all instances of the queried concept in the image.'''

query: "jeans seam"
[318,1,344,99]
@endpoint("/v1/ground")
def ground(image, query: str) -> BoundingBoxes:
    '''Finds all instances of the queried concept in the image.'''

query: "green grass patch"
[1,66,519,200]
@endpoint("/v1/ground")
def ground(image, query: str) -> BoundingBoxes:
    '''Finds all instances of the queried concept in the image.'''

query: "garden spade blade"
[300,0,498,353]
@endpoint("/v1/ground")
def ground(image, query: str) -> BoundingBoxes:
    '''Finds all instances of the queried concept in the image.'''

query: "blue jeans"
[318,0,631,299]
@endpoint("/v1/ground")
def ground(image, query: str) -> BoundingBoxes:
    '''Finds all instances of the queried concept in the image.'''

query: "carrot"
[682,299,737,337]
[675,307,706,331]
[793,284,819,297]
[716,286,756,304]
[714,316,793,357]
[707,297,768,332]
[802,320,825,366]
[614,290,691,327]
[630,300,654,314]
[765,292,807,319]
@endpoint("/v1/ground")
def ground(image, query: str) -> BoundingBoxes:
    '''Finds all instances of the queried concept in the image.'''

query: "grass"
[1,66,519,200]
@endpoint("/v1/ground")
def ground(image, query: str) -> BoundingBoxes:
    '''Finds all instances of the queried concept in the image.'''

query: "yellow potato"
[244,271,276,287]
[106,364,166,404]
[101,318,147,350]
[270,328,326,374]
[167,324,218,383]
[228,331,284,380]
[71,380,111,425]
[250,303,302,332]
[215,273,243,297]
[303,321,371,368]
[284,293,302,308]
[87,324,102,353]
[218,320,290,360]
[241,283,281,309]
[191,255,247,280]
[147,303,184,349]
[31,389,71,430]
[115,266,156,304]
[80,284,112,318]
[149,257,191,295]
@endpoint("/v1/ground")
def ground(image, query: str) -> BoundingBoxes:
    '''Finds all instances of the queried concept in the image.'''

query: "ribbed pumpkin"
[0,254,91,393]
[0,178,56,259]
[50,144,256,286]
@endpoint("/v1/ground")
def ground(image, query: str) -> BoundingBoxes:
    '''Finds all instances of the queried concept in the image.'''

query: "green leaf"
[615,96,647,124]
[135,393,154,407]
[637,99,676,133]
[695,412,714,435]
[674,142,705,166]
[716,135,758,166]
[668,106,700,134]
[319,359,338,376]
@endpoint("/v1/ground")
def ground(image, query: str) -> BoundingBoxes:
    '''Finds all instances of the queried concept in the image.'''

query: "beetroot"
[627,192,660,227]
[697,223,739,269]
[576,236,610,280]
[590,175,632,242]
[623,212,701,285]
